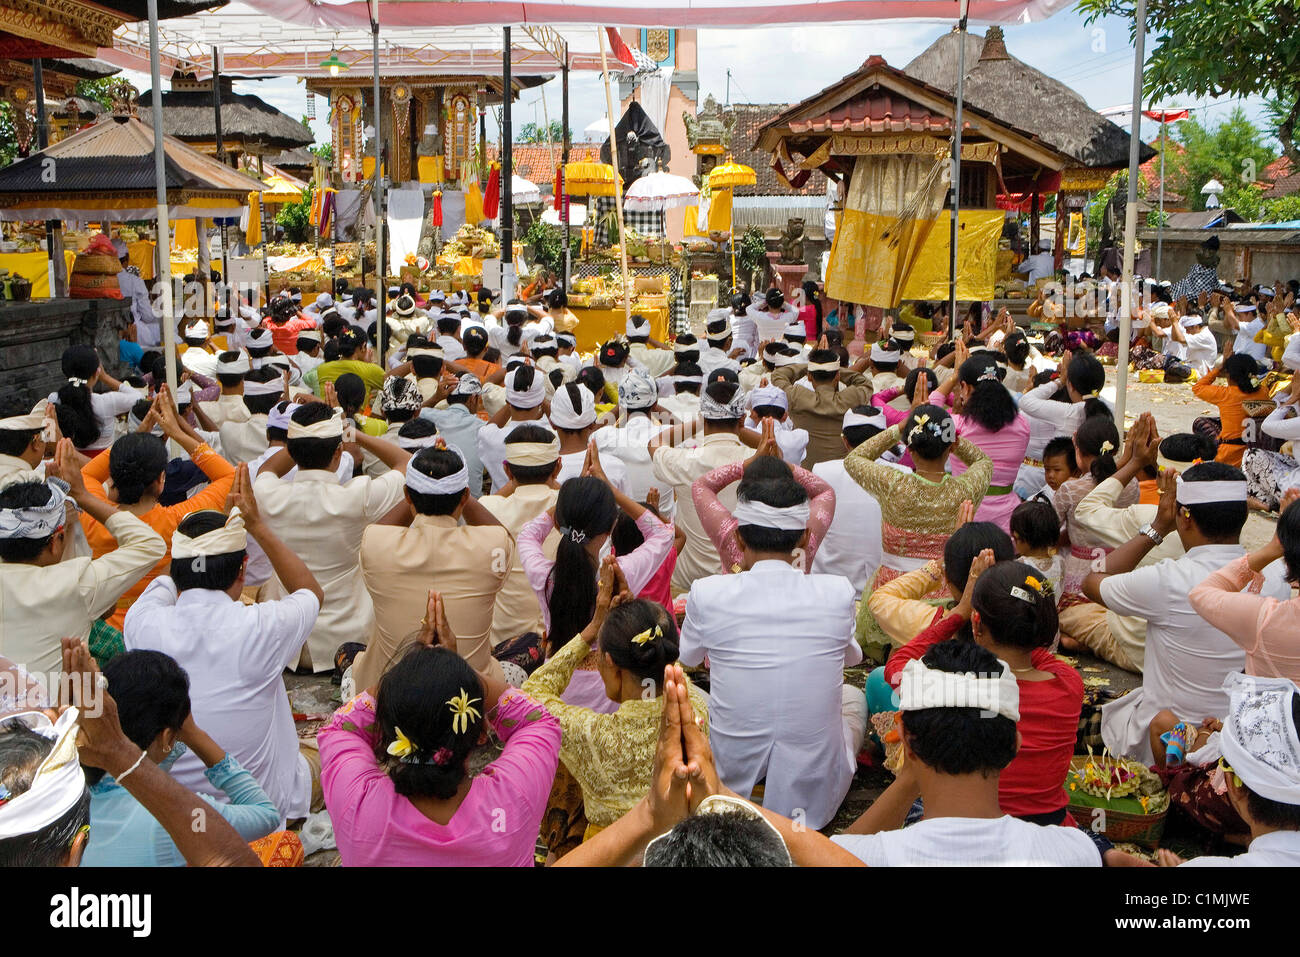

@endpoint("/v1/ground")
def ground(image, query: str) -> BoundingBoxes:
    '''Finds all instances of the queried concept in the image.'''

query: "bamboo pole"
[597,28,632,325]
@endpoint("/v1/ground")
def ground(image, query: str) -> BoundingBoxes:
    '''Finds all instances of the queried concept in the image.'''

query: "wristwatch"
[1138,523,1164,546]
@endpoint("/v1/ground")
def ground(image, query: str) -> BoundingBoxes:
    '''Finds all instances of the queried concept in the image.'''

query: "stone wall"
[0,298,134,411]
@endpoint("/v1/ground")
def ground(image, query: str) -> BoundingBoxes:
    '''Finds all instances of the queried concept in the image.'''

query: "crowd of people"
[2,274,1300,869]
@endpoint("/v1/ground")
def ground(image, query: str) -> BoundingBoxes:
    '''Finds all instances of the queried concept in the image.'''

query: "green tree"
[517,120,571,144]
[1166,109,1276,212]
[275,184,315,243]
[0,101,17,168]
[308,142,334,166]
[524,218,563,274]
[1079,0,1300,165]
[1262,192,1300,222]
[74,77,138,111]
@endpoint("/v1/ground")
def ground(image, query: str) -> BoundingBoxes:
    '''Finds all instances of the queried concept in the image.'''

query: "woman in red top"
[262,298,318,355]
[885,553,1083,824]
[611,494,678,615]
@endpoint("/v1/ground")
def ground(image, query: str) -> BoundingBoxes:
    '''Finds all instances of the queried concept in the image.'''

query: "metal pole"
[32,59,64,298]
[948,4,969,340]
[1115,0,1148,429]
[1156,117,1166,279]
[372,13,386,363]
[213,45,228,319]
[561,42,571,290]
[597,28,632,326]
[147,0,177,394]
[502,26,515,300]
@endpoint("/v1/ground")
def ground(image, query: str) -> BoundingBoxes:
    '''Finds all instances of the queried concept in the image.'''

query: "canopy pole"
[1156,117,1166,278]
[147,0,176,394]
[32,59,65,299]
[213,44,229,319]
[561,42,571,291]
[597,27,631,326]
[371,5,387,364]
[502,26,515,300]
[948,1,969,341]
[1115,0,1148,430]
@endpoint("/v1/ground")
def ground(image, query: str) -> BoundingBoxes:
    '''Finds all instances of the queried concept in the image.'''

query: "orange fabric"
[79,444,237,630]
[249,830,304,867]
[458,356,500,382]
[262,314,318,355]
[1191,378,1270,468]
[1138,478,1160,505]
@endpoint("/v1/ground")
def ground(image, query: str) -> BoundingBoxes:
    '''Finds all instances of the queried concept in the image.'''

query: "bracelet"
[114,749,147,784]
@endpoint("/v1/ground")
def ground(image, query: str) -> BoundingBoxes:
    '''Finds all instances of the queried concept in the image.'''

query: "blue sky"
[125,9,1274,157]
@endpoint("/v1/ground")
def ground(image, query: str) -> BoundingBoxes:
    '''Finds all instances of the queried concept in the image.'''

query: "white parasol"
[623,169,700,212]
[512,175,543,205]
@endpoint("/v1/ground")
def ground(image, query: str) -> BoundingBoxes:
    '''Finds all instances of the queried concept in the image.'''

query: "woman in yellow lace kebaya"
[845,403,992,663]
[521,558,708,844]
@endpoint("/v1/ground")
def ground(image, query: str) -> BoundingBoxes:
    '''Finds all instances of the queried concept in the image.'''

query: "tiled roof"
[788,88,951,136]
[485,142,602,186]
[1265,171,1300,198]
[730,103,825,198]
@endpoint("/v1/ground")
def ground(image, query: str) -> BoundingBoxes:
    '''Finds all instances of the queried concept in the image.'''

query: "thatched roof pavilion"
[139,77,314,164]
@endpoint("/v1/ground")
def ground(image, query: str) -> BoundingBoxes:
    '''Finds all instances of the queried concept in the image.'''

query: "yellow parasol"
[260,173,306,206]
[563,161,621,197]
[707,156,756,290]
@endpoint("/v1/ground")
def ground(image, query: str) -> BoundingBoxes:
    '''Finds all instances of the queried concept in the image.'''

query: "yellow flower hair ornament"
[631,624,662,647]
[387,726,415,760]
[447,688,482,735]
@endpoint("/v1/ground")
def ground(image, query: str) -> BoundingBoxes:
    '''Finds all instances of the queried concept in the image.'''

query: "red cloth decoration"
[1144,108,1189,123]
[605,27,637,69]
[483,162,501,220]
[432,190,443,228]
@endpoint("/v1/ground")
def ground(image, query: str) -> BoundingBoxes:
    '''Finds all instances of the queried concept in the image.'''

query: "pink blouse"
[690,459,835,573]
[318,688,560,867]
[870,387,911,427]
[941,410,1031,533]
[1189,556,1300,682]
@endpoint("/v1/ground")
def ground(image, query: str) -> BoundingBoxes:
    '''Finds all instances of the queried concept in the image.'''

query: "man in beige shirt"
[254,402,410,672]
[478,424,562,648]
[200,351,256,428]
[356,445,512,689]
[0,441,166,676]
[0,399,49,481]
[651,380,751,595]
[771,349,874,468]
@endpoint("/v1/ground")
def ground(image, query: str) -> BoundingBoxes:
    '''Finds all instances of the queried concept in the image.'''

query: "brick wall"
[0,298,134,411]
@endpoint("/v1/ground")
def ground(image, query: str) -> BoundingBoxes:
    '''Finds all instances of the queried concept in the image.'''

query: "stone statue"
[684,94,735,153]
[780,218,805,264]
[417,123,443,157]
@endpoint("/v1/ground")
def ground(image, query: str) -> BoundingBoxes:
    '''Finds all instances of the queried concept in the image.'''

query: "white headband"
[668,374,704,386]
[287,412,344,440]
[0,399,49,431]
[843,408,886,431]
[407,347,444,359]
[216,353,251,375]
[1221,672,1300,805]
[898,656,1020,722]
[871,344,902,363]
[243,377,285,397]
[733,498,810,531]
[405,459,468,495]
[171,507,247,559]
[506,369,547,410]
[673,341,699,355]
[1156,452,1196,474]
[396,432,441,451]
[267,402,300,431]
[0,708,86,841]
[298,330,323,343]
[186,321,210,339]
[1176,477,1248,506]
[0,476,67,540]
[551,386,596,430]
[505,437,561,466]
[807,360,840,373]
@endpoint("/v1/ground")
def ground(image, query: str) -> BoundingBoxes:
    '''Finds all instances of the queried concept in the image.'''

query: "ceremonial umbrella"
[707,157,756,289]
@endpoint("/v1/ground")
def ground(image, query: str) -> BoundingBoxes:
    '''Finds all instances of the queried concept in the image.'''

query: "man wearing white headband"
[198,351,255,430]
[771,347,875,468]
[217,368,291,465]
[1084,463,1290,764]
[291,328,326,378]
[251,402,413,673]
[747,287,800,344]
[0,465,165,677]
[624,314,675,377]
[681,459,865,830]
[552,383,629,491]
[420,373,487,498]
[479,424,563,648]
[125,478,325,823]
[743,384,808,466]
[657,360,705,424]
[179,319,220,378]
[1163,311,1219,377]
[650,380,753,593]
[831,640,1101,865]
[809,406,885,592]
[357,446,512,690]
[867,341,905,392]
[591,369,676,520]
[0,399,53,481]
[477,365,553,494]
[700,317,743,377]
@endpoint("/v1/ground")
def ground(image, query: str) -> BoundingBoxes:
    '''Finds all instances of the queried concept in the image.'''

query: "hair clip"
[1192,457,1203,465]
[387,726,416,760]
[1009,585,1038,605]
[446,688,482,735]
[431,747,454,767]
[562,525,587,545]
[631,624,662,646]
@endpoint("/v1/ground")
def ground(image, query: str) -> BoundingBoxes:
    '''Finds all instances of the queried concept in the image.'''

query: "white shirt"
[656,393,701,426]
[253,467,406,672]
[743,414,808,466]
[592,416,674,517]
[218,412,269,465]
[652,432,750,593]
[1017,251,1055,284]
[124,577,320,823]
[117,270,158,346]
[629,342,676,378]
[811,458,883,592]
[746,303,800,345]
[435,334,467,361]
[1019,382,1112,442]
[1100,543,1292,764]
[680,561,862,829]
[699,345,741,378]
[832,815,1101,866]
[556,447,629,493]
[293,352,325,378]
[199,393,253,431]
[477,416,554,493]
[1231,317,1267,361]
[49,381,142,451]
[1182,830,1300,867]
[1165,327,1218,374]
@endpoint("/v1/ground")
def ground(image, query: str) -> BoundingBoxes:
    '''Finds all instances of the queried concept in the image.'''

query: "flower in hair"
[387,726,416,760]
[431,747,454,766]
[631,624,662,646]
[1099,441,1114,454]
[447,688,482,735]
[1024,576,1043,593]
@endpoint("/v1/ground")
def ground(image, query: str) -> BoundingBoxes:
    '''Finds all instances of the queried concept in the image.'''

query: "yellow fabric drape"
[245,192,263,247]
[824,153,950,308]
[173,219,198,252]
[706,188,733,235]
[898,210,1006,302]
[127,241,155,280]
[464,181,485,225]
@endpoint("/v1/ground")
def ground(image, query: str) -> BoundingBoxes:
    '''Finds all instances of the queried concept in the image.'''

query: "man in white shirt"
[0,400,51,482]
[593,368,676,519]
[679,467,866,830]
[304,292,334,321]
[434,314,467,361]
[551,382,628,491]
[651,380,752,594]
[1016,238,1056,285]
[831,640,1102,866]
[810,407,884,592]
[746,288,800,345]
[199,351,255,429]
[656,362,704,425]
[421,373,488,496]
[1165,313,1218,376]
[0,453,166,677]
[478,364,554,493]
[179,321,220,378]
[699,317,743,377]
[1084,463,1291,764]
[216,368,286,465]
[114,242,159,349]
[124,467,324,824]
[253,402,410,672]
[292,330,326,378]
[1224,301,1267,361]
[626,314,675,377]
[744,384,808,466]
